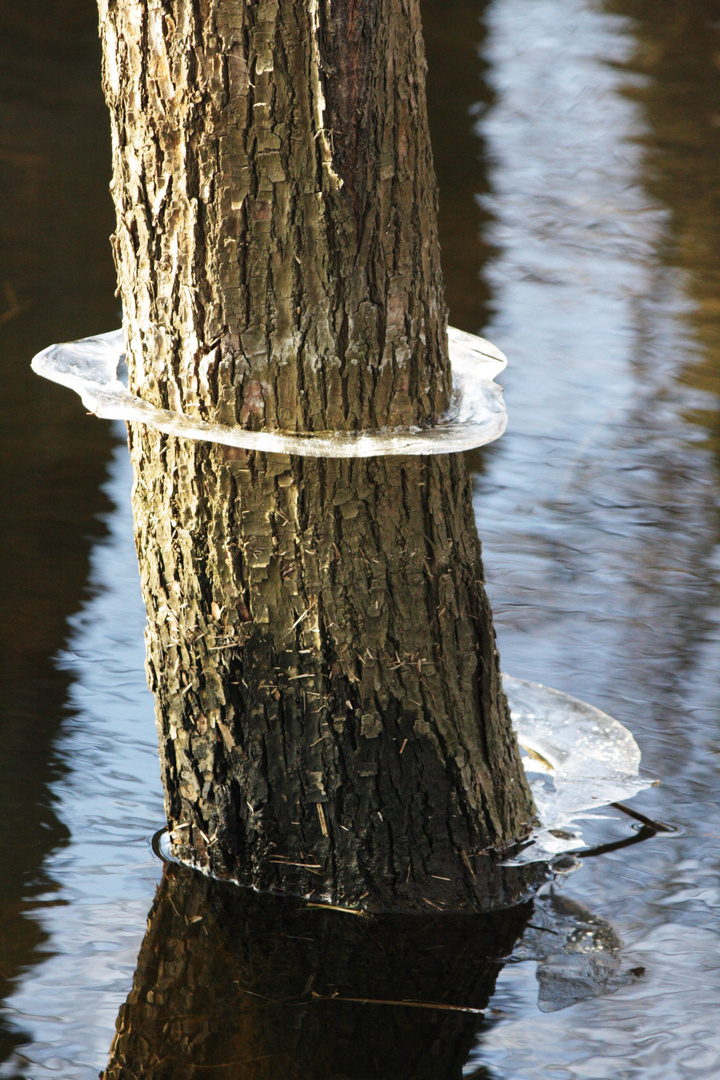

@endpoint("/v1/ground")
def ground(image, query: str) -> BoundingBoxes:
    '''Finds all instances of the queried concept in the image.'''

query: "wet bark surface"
[102,860,536,1080]
[98,0,536,910]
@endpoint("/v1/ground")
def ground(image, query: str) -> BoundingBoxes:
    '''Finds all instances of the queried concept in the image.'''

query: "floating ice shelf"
[504,675,653,864]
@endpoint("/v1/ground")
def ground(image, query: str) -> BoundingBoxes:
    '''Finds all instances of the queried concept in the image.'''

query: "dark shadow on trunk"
[139,446,541,911]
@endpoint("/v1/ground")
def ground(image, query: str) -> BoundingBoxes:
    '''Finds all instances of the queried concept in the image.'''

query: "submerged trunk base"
[168,838,550,914]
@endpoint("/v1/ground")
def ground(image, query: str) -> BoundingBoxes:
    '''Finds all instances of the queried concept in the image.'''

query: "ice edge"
[31,326,508,458]
[504,675,654,865]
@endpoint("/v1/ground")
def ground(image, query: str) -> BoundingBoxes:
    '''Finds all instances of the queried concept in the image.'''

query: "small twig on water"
[305,903,366,916]
[611,801,676,833]
[310,991,485,1015]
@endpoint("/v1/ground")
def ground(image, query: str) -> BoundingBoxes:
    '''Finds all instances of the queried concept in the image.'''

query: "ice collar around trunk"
[31,327,507,457]
[504,676,653,864]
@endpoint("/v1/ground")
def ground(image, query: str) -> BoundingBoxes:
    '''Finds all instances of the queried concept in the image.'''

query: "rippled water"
[1,442,161,1075]
[1,0,719,1077]
[465,1,720,1074]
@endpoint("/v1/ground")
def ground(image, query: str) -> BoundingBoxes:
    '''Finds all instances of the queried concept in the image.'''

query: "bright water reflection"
[1,0,720,1076]
[464,0,720,1074]
[1,439,163,1078]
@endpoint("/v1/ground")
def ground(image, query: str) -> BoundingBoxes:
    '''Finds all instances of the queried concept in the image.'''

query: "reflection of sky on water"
[475,0,720,703]
[467,0,720,1075]
[1,433,163,1079]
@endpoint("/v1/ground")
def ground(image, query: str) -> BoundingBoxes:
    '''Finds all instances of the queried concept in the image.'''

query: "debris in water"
[30,326,508,457]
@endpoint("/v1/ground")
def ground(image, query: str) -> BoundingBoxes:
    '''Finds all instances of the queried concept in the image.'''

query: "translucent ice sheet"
[504,675,653,864]
[30,326,508,457]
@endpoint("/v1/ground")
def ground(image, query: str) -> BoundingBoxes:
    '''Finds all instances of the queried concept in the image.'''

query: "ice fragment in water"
[515,889,641,1012]
[30,326,508,458]
[503,675,653,864]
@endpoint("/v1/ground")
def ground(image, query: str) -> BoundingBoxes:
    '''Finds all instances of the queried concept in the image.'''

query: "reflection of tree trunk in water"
[103,862,533,1080]
[98,0,536,909]
[603,0,720,458]
[423,0,497,336]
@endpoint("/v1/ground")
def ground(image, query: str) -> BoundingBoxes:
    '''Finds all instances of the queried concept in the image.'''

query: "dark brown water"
[1,0,719,1076]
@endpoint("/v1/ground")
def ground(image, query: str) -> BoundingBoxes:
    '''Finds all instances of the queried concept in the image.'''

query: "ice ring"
[31,326,508,458]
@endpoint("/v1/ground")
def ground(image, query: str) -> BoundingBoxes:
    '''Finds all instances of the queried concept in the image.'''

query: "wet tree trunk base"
[134,434,537,912]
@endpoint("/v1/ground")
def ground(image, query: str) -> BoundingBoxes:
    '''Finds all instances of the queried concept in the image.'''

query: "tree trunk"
[97,0,536,911]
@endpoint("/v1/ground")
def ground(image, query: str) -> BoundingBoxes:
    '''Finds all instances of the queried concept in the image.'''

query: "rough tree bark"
[97,0,537,911]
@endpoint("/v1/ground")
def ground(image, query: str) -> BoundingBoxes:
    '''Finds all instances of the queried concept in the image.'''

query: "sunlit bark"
[97,0,536,910]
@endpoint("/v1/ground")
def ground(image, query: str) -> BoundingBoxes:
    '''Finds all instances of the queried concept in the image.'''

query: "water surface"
[1,0,719,1076]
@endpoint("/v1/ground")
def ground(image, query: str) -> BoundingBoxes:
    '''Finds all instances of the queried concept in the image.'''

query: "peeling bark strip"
[98,0,536,910]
